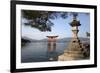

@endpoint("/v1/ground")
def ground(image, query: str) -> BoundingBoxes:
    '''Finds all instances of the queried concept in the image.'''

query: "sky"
[21,11,90,40]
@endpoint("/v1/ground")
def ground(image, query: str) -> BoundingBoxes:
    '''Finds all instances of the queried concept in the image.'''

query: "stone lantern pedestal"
[58,15,86,61]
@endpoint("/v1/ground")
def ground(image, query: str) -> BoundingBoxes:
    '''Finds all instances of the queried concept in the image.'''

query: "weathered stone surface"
[58,40,90,61]
[58,15,90,61]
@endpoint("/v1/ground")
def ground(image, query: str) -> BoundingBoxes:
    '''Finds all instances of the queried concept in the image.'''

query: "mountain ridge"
[22,37,90,42]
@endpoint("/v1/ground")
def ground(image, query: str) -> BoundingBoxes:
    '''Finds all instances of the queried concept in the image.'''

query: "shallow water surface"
[21,42,68,63]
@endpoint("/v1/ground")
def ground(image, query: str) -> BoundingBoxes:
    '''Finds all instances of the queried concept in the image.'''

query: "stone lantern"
[58,14,85,61]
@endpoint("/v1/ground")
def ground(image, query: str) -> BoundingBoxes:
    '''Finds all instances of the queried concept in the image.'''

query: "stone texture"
[58,15,90,61]
[58,37,90,61]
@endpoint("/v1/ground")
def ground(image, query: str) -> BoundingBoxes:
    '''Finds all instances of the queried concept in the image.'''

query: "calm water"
[21,42,68,63]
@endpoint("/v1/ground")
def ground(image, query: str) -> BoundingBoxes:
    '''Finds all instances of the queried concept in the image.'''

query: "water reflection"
[47,42,58,61]
[21,42,67,63]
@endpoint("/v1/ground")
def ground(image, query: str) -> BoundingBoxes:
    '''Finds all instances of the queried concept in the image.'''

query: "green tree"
[86,32,90,38]
[22,10,68,31]
[22,10,88,32]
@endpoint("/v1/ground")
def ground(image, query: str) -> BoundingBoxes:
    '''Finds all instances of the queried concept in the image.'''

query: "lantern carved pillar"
[58,14,86,61]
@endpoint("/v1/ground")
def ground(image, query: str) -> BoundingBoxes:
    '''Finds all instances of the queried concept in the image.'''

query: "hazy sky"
[21,12,90,40]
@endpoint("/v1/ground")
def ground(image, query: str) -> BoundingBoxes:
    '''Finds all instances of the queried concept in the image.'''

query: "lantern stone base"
[58,50,84,61]
[58,38,90,61]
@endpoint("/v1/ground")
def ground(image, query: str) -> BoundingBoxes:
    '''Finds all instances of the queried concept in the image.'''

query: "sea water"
[21,42,68,63]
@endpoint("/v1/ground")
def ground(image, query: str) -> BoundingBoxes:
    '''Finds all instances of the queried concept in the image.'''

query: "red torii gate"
[46,36,58,52]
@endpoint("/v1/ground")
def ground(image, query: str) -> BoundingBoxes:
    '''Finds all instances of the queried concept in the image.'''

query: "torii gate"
[46,36,58,52]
